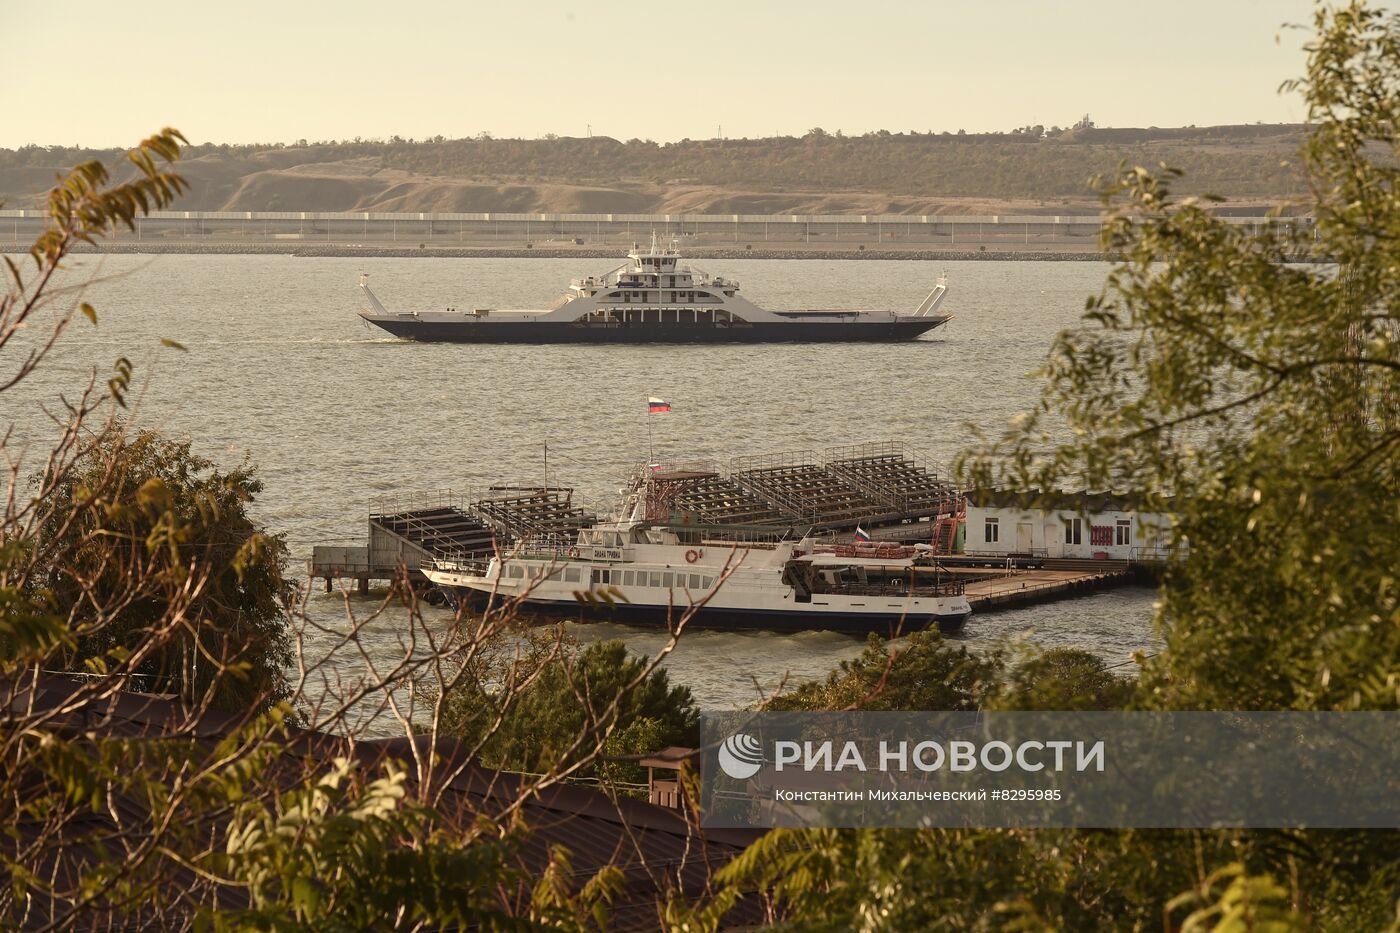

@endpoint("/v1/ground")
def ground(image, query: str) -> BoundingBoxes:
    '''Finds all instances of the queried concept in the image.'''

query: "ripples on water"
[8,254,1159,711]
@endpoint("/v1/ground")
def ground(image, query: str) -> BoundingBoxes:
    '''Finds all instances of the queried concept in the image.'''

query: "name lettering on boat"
[591,547,623,560]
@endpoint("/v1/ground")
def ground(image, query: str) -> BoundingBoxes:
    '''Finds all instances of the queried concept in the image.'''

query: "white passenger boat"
[423,481,971,635]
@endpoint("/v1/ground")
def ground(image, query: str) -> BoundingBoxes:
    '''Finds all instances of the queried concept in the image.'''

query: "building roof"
[638,745,700,770]
[967,488,1160,513]
[9,676,760,931]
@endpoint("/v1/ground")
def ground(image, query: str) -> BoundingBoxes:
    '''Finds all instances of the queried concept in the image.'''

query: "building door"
[1016,522,1033,553]
[1045,521,1062,557]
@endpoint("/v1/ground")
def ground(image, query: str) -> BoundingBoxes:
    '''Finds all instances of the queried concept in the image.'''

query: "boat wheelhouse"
[358,237,952,343]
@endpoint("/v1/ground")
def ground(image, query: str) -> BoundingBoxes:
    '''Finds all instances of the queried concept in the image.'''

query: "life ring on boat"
[567,547,580,559]
[684,549,703,564]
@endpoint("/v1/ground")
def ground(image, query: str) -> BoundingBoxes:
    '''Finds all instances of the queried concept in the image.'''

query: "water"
[6,254,1158,710]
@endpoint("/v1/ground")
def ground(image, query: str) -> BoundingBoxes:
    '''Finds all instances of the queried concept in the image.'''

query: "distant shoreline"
[11,242,1114,262]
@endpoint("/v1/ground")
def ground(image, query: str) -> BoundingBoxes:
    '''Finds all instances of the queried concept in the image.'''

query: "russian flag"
[648,397,671,413]
[853,526,872,543]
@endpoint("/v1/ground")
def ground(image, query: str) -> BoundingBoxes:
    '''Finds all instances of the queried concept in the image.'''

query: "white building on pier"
[964,490,1179,561]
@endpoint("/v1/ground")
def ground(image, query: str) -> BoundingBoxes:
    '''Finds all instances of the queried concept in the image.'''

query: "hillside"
[0,125,1308,215]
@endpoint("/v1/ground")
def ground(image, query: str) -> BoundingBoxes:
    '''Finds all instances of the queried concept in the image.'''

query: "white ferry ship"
[422,480,971,635]
[359,236,952,343]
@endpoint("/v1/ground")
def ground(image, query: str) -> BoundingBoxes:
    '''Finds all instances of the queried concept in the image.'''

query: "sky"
[1,0,1324,149]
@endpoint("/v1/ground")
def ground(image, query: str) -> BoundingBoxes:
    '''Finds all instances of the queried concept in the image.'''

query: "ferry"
[358,237,952,343]
[422,480,971,635]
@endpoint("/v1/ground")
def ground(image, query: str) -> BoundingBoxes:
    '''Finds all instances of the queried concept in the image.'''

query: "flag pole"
[647,401,654,465]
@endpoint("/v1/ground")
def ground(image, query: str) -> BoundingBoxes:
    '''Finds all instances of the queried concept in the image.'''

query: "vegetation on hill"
[0,123,1307,214]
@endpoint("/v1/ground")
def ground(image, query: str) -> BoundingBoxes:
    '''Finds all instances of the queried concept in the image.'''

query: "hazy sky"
[3,0,1323,148]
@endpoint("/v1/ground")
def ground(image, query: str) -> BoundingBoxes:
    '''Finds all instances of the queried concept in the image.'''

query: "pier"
[311,442,963,591]
[310,488,594,592]
[311,442,1157,615]
[957,560,1140,612]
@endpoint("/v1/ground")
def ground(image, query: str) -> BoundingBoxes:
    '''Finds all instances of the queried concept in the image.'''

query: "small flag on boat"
[648,397,671,413]
[853,526,872,543]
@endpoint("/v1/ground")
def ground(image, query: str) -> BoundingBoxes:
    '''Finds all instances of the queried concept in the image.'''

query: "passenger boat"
[422,479,972,635]
[358,236,952,343]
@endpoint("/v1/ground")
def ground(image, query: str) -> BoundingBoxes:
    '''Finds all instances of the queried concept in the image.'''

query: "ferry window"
[1065,518,1083,546]
[564,567,580,582]
[508,565,525,579]
[1116,520,1131,545]
[623,571,635,586]
[702,576,713,588]
[984,517,999,543]
[689,574,702,589]
[662,572,674,588]
[649,571,662,587]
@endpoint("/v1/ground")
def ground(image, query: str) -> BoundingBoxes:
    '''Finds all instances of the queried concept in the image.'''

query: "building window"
[1115,520,1131,546]
[1065,518,1083,546]
[984,517,999,543]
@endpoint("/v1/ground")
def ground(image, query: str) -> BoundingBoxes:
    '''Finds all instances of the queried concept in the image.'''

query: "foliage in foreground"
[440,636,699,784]
[38,429,293,712]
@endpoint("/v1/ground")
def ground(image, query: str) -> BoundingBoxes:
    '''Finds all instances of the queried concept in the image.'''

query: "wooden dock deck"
[960,563,1138,612]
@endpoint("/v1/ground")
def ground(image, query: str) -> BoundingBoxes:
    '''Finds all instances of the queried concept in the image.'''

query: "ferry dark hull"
[440,587,970,636]
[362,315,950,343]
